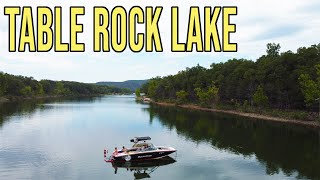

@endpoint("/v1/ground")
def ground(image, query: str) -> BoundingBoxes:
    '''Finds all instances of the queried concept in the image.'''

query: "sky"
[0,0,320,83]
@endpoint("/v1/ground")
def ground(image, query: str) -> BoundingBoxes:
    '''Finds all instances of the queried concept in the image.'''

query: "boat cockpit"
[132,142,157,151]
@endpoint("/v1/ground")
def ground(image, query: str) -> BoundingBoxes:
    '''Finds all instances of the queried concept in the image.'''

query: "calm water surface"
[0,95,319,180]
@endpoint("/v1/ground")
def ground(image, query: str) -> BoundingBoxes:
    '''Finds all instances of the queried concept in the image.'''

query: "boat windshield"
[145,143,156,151]
[132,142,156,151]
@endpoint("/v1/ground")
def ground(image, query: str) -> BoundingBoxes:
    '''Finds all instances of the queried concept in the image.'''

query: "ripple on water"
[0,147,74,179]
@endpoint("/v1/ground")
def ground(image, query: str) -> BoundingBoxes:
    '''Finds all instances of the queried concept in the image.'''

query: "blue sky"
[0,0,319,82]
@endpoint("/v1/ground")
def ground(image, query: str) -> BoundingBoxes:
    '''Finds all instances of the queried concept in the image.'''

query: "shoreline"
[0,94,109,104]
[151,101,320,129]
[0,97,10,103]
[0,93,133,104]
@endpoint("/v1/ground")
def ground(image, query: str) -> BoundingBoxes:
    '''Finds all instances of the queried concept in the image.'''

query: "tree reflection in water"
[0,97,98,128]
[144,104,320,179]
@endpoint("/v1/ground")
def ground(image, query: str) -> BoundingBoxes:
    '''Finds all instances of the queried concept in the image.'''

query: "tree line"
[0,72,131,97]
[141,43,320,111]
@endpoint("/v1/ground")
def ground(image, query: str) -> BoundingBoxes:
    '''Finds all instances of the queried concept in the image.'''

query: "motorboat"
[111,156,176,179]
[104,136,176,162]
[143,97,151,103]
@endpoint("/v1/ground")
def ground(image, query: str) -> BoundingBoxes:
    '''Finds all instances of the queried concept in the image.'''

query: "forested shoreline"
[0,72,131,102]
[141,43,320,121]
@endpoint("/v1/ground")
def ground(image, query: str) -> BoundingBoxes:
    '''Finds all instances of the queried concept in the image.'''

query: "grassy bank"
[151,100,320,129]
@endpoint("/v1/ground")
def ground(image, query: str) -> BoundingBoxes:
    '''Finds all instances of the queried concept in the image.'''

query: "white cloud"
[0,0,319,82]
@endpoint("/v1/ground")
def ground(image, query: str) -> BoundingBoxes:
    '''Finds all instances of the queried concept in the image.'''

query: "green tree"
[195,84,219,106]
[139,43,320,110]
[242,100,250,112]
[35,83,45,95]
[0,72,131,97]
[176,90,188,104]
[20,86,33,96]
[253,85,269,108]
[299,64,320,107]
[0,72,7,96]
[145,78,161,99]
[266,43,281,57]
[53,82,67,95]
[135,88,141,97]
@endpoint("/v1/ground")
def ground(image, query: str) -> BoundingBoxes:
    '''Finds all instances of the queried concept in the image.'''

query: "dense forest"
[0,72,131,98]
[96,80,148,91]
[141,43,320,114]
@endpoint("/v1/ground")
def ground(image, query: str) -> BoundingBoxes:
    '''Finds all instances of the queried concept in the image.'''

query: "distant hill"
[96,80,149,92]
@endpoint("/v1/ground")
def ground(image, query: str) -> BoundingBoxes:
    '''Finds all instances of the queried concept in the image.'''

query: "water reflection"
[1,96,320,179]
[0,100,42,128]
[110,156,176,179]
[0,96,100,128]
[145,104,320,179]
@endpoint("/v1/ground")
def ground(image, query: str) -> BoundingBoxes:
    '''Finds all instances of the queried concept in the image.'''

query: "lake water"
[0,95,319,180]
